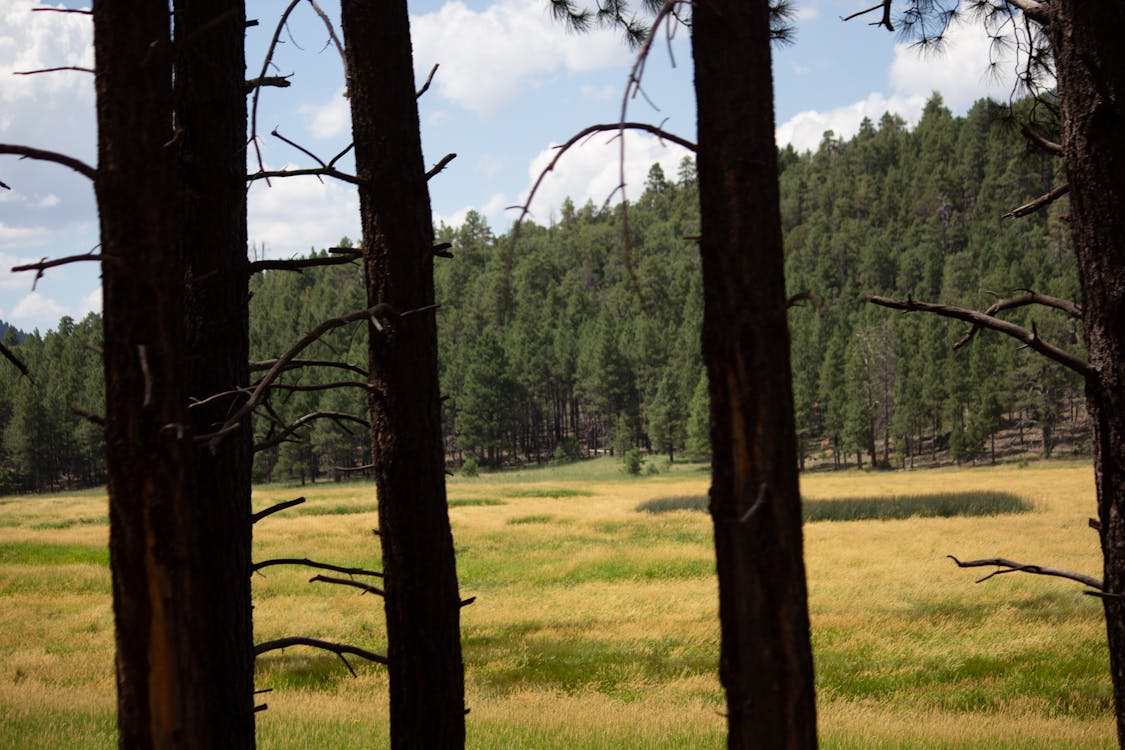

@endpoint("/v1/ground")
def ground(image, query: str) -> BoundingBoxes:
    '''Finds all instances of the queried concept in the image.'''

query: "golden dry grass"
[0,459,1115,748]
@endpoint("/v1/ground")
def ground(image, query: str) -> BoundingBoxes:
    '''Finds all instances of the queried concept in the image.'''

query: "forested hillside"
[0,94,1086,491]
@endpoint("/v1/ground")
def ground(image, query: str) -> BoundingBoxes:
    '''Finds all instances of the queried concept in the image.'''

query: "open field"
[0,459,1115,748]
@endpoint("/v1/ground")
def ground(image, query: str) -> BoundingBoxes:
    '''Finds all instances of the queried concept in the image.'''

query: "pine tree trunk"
[95,3,204,745]
[175,1,256,745]
[339,2,466,747]
[692,1,818,747]
[1049,2,1125,743]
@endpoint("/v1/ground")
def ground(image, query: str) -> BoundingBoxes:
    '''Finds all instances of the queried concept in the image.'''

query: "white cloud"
[299,88,350,140]
[247,165,361,254]
[77,285,101,318]
[0,225,51,252]
[0,1,94,115]
[9,290,65,324]
[889,16,1020,111]
[793,3,820,21]
[777,16,1023,153]
[410,0,630,117]
[434,192,508,231]
[517,131,692,224]
[777,92,927,152]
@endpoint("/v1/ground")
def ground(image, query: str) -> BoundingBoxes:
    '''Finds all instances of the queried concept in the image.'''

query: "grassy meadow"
[0,458,1115,748]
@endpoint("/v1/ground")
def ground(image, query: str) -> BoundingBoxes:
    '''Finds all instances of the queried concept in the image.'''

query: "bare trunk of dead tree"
[175,1,256,745]
[692,1,818,748]
[1049,3,1125,743]
[95,3,203,745]
[339,2,466,747]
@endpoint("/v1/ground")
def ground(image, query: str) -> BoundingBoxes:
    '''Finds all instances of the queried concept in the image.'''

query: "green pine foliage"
[0,95,1087,489]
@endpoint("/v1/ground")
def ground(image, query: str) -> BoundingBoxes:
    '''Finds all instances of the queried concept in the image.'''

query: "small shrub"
[621,448,644,476]
[461,457,479,477]
[507,514,555,525]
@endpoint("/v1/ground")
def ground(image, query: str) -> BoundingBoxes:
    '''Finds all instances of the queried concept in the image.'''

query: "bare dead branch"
[247,165,361,185]
[460,596,476,608]
[1019,122,1063,154]
[254,637,389,672]
[251,497,306,523]
[948,555,1102,590]
[433,242,453,259]
[245,75,292,92]
[304,0,347,75]
[14,66,94,76]
[425,152,457,181]
[416,63,439,98]
[327,143,354,169]
[249,358,367,377]
[272,128,326,169]
[205,302,430,446]
[254,410,369,453]
[0,144,97,182]
[870,295,1094,378]
[953,290,1082,349]
[254,557,382,577]
[1003,182,1069,219]
[70,407,106,427]
[248,251,361,274]
[309,574,385,597]
[263,380,370,394]
[334,463,374,472]
[13,252,108,291]
[249,0,303,182]
[842,1,893,30]
[0,341,30,378]
[31,7,92,14]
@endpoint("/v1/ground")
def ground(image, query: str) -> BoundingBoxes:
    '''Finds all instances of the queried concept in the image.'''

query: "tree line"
[0,93,1086,492]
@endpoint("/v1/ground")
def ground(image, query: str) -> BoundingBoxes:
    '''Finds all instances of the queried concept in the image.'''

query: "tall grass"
[0,462,1113,748]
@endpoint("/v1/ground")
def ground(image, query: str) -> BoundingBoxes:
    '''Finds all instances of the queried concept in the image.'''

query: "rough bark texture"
[94,2,202,746]
[692,1,819,747]
[339,2,467,747]
[174,1,256,746]
[1048,2,1125,744]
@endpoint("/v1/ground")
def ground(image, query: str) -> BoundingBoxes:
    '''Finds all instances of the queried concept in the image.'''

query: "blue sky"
[0,0,1020,333]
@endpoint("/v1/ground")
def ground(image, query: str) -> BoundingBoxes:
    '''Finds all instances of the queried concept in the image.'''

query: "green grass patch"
[637,492,1032,522]
[448,497,506,508]
[286,502,374,517]
[30,516,106,530]
[500,488,594,499]
[0,542,108,567]
[507,514,556,525]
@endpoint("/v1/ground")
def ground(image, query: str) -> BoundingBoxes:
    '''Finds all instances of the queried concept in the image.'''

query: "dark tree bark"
[174,1,256,746]
[94,1,255,745]
[94,2,203,745]
[339,2,467,747]
[1047,2,1125,743]
[692,1,818,748]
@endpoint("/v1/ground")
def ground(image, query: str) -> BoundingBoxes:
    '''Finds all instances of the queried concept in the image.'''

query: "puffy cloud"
[889,16,1021,111]
[299,88,350,140]
[247,165,361,254]
[0,226,52,253]
[9,291,65,325]
[77,285,101,318]
[777,16,1022,152]
[517,130,692,224]
[410,0,630,117]
[777,92,927,152]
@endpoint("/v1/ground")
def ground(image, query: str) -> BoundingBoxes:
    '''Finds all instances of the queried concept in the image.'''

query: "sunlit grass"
[0,459,1114,747]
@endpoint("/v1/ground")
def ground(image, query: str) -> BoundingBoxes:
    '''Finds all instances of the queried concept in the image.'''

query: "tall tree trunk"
[1049,2,1125,743]
[175,1,256,745]
[95,3,204,745]
[692,1,818,748]
[339,2,466,747]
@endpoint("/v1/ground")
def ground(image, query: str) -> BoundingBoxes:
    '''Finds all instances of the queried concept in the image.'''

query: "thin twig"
[948,555,1102,590]
[247,166,361,185]
[253,637,389,671]
[254,410,369,453]
[416,63,439,98]
[309,575,385,597]
[250,0,303,183]
[251,497,306,523]
[0,144,97,182]
[0,341,30,378]
[14,66,94,75]
[254,557,382,577]
[953,290,1082,349]
[1002,183,1069,219]
[249,358,367,377]
[425,153,457,181]
[249,252,362,274]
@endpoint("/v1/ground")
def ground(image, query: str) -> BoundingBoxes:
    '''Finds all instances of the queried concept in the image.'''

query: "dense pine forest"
[0,94,1086,492]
